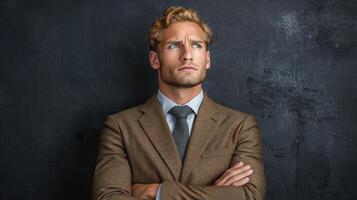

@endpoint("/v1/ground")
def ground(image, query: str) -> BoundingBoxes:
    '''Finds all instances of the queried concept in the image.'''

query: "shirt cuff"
[155,184,162,200]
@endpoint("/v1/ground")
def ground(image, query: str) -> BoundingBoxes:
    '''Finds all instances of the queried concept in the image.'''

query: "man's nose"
[181,44,193,61]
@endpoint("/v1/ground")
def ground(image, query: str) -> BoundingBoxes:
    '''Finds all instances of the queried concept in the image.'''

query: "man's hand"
[131,183,159,200]
[214,162,253,187]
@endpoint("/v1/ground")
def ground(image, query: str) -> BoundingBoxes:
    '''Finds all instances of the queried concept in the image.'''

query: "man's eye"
[168,43,178,49]
[192,43,202,48]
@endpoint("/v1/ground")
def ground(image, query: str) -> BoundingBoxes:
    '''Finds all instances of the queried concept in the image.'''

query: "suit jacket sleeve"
[92,116,140,200]
[159,115,266,200]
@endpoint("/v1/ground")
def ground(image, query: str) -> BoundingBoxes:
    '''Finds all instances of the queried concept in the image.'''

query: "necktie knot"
[169,105,193,119]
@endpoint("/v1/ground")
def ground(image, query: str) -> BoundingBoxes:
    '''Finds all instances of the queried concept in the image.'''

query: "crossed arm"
[132,161,254,199]
[92,115,265,200]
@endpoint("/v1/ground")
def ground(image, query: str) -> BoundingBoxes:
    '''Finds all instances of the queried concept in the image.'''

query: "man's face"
[149,21,210,88]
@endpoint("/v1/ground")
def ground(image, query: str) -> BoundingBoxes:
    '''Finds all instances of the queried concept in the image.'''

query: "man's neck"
[159,84,202,105]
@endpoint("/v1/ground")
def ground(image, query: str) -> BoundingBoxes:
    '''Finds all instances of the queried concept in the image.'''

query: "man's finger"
[216,165,251,184]
[214,162,244,185]
[230,161,244,169]
[223,169,253,186]
[232,177,250,187]
[214,163,249,185]
[214,163,251,186]
[215,166,251,186]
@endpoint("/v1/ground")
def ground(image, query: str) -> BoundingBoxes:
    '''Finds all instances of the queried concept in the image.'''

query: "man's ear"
[206,50,211,70]
[149,50,160,70]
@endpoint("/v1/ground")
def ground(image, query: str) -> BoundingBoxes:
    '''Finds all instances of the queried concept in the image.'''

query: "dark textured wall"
[1,0,356,199]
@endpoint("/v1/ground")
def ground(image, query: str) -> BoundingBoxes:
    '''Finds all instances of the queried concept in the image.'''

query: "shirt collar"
[156,89,204,115]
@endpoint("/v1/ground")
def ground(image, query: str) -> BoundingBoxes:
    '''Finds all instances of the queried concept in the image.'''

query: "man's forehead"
[164,36,205,43]
[158,22,206,42]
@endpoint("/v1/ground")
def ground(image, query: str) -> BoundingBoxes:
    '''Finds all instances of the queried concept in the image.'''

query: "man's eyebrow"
[164,40,205,44]
[190,40,205,43]
[164,40,181,44]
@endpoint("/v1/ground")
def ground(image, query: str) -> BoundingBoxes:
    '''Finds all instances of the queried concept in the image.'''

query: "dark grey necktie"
[169,105,193,160]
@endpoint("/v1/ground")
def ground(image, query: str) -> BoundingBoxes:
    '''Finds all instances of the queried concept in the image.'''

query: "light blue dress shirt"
[157,89,204,135]
[155,89,204,200]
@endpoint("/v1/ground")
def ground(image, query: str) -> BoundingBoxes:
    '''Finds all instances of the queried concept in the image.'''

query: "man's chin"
[175,83,201,88]
[163,80,203,89]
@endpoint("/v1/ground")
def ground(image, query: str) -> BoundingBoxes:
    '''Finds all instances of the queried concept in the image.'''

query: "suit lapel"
[180,94,224,183]
[138,96,182,181]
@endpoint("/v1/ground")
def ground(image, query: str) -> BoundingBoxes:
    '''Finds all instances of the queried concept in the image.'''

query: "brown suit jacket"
[92,93,266,200]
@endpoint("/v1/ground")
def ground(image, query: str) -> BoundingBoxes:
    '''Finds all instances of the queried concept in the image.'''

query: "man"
[92,6,265,200]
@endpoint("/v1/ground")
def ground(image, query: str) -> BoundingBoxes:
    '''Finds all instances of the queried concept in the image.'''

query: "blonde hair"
[148,6,212,51]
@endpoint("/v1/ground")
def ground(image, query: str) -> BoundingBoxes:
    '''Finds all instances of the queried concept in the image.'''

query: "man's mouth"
[178,65,198,71]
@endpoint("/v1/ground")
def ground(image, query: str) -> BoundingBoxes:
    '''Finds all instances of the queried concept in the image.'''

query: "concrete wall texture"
[0,0,356,199]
